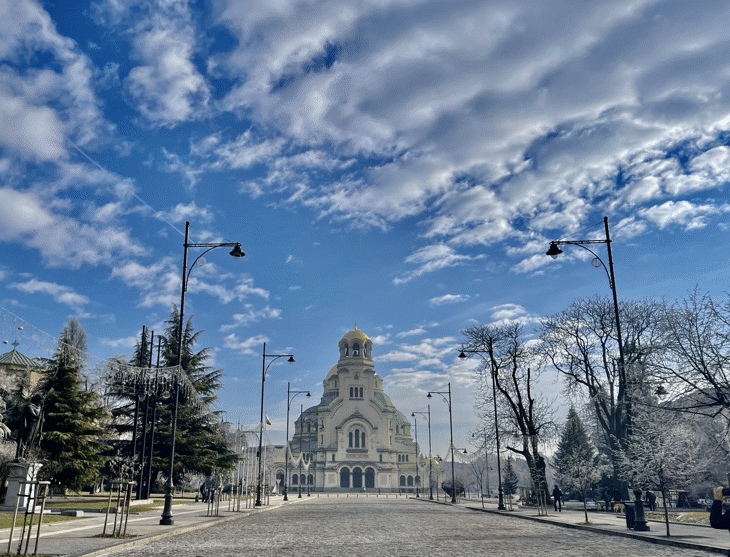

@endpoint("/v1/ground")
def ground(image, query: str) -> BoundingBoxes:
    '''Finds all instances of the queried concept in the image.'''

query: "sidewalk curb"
[466,506,726,555]
[72,504,284,557]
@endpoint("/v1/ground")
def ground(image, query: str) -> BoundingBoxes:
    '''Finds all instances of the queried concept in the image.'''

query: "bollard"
[632,489,650,531]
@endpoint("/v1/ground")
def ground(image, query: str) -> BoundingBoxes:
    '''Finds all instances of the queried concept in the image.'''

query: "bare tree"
[461,322,555,497]
[659,291,730,416]
[617,407,711,537]
[540,296,665,488]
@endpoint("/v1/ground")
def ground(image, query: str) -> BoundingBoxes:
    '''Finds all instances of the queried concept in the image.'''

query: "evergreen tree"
[39,321,109,492]
[553,407,594,494]
[151,306,236,487]
[502,457,519,496]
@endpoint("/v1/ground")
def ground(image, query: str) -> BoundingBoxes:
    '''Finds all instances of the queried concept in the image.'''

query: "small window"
[332,453,335,462]
[379,454,383,462]
[349,431,353,448]
[350,386,354,398]
[359,387,364,398]
[361,431,365,448]
[353,343,360,356]
[345,345,349,356]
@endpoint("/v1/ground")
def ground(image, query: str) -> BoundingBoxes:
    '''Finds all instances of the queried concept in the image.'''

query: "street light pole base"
[160,489,174,525]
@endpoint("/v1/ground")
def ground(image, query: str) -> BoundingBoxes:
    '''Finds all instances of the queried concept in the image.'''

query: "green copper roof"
[0,349,42,368]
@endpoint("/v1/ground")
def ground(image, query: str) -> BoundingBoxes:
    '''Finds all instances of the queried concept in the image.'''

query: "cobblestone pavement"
[106,498,717,557]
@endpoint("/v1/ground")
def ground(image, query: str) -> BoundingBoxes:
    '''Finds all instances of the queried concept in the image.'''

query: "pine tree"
[40,321,109,492]
[502,457,519,496]
[151,306,236,486]
[553,407,594,492]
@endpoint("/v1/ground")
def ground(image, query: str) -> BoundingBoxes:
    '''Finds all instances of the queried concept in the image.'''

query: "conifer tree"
[553,407,594,492]
[151,306,236,487]
[502,457,519,497]
[40,321,109,492]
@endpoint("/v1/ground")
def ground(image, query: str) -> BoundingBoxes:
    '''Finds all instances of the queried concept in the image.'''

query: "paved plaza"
[102,498,718,557]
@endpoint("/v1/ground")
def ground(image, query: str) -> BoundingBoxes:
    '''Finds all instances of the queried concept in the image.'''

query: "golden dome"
[340,324,370,343]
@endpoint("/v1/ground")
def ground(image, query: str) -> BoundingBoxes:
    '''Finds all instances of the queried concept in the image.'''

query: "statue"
[15,394,43,461]
[0,399,11,440]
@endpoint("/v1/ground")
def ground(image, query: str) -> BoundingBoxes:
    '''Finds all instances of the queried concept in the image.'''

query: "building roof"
[340,325,370,343]
[0,349,42,369]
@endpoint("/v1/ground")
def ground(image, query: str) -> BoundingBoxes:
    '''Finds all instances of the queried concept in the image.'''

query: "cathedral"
[275,326,419,493]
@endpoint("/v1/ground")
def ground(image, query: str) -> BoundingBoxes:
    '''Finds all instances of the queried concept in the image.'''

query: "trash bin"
[624,502,635,529]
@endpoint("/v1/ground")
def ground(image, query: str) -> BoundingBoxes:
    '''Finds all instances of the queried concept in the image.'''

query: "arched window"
[340,468,351,488]
[361,431,365,448]
[300,474,306,485]
[308,474,313,485]
[363,345,368,357]
[400,475,406,486]
[359,387,364,398]
[407,476,414,486]
[350,386,354,398]
[354,428,360,448]
[349,431,353,447]
[344,345,349,356]
[353,343,360,356]
[292,474,298,485]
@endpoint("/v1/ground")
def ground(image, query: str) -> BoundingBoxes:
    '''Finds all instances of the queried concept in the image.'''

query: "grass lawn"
[0,513,79,529]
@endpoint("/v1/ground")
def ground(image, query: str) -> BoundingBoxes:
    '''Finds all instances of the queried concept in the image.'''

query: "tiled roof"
[0,349,42,369]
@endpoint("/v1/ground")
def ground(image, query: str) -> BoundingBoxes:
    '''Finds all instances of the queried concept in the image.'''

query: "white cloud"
[0,188,145,268]
[220,306,282,331]
[396,328,426,338]
[8,278,90,309]
[429,294,470,306]
[637,200,730,231]
[223,333,269,356]
[394,244,485,284]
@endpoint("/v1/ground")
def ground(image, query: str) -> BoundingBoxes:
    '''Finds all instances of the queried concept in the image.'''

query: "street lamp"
[459,349,505,510]
[161,221,244,526]
[411,414,419,497]
[546,215,627,429]
[471,429,490,507]
[256,342,295,507]
[412,407,433,499]
[427,383,457,504]
[284,382,310,501]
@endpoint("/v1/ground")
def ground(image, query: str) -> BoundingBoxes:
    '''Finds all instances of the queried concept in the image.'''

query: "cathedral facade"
[275,326,419,493]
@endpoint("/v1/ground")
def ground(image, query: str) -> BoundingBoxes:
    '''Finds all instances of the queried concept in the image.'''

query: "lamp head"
[427,392,432,399]
[463,449,468,454]
[287,355,295,363]
[306,391,311,397]
[229,244,245,258]
[546,242,563,258]
[458,351,466,359]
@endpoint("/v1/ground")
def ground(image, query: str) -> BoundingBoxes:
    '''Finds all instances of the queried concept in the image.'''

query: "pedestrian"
[710,486,730,557]
[645,490,656,511]
[603,487,611,512]
[552,485,562,512]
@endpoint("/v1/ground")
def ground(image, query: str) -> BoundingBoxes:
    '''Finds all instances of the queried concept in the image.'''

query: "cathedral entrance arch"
[365,467,375,488]
[352,467,363,489]
[340,467,351,488]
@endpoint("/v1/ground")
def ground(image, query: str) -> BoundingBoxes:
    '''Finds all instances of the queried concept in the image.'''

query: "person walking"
[552,485,563,512]
[710,486,730,557]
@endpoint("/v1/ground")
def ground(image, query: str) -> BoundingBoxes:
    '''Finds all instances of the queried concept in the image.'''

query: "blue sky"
[1,0,730,457]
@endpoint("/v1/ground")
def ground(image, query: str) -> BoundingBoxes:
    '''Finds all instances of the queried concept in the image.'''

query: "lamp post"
[546,215,627,430]
[256,342,295,507]
[412,407,433,499]
[427,383,456,504]
[298,403,303,499]
[411,415,419,497]
[284,382,310,501]
[471,429,490,508]
[459,350,505,510]
[161,221,244,526]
